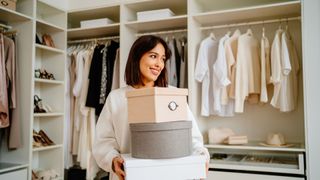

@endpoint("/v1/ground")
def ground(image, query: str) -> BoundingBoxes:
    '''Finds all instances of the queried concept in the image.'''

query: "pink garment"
[0,34,9,128]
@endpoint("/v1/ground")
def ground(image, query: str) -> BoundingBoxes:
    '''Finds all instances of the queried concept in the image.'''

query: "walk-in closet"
[0,0,319,180]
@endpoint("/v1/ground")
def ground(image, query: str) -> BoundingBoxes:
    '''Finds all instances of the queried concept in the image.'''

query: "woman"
[93,35,209,180]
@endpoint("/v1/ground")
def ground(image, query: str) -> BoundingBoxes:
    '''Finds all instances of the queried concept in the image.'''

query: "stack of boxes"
[124,87,206,180]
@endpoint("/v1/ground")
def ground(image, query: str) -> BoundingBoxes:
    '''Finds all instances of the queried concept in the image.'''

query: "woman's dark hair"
[125,35,171,87]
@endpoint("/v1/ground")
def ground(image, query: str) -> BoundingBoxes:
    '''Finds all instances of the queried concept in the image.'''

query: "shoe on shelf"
[39,69,56,80]
[35,169,60,180]
[33,130,48,147]
[42,34,55,48]
[39,129,55,146]
[34,95,46,113]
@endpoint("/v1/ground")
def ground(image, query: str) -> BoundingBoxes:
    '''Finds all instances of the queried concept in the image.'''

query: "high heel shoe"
[34,95,46,113]
[39,129,55,146]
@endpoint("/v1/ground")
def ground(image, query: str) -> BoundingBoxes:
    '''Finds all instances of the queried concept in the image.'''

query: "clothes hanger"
[209,31,216,40]
[262,21,265,38]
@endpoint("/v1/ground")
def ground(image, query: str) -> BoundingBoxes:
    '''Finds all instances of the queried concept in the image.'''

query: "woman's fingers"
[114,156,126,179]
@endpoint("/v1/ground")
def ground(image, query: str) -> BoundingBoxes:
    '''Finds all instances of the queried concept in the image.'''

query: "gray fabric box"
[130,121,192,159]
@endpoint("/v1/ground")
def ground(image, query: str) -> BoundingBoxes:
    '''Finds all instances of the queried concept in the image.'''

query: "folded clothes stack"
[225,135,248,145]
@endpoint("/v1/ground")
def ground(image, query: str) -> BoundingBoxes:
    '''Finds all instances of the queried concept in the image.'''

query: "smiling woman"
[92,35,209,180]
[125,35,171,88]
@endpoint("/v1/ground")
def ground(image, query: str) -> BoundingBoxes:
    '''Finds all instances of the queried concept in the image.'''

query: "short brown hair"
[125,35,171,87]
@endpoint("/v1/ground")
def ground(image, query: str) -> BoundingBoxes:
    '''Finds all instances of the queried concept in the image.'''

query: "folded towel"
[225,135,248,145]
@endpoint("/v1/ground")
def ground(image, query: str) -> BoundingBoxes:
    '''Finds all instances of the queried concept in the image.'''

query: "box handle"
[1,1,9,6]
[168,101,178,111]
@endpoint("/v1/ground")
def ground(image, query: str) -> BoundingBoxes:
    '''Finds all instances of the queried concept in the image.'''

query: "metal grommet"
[168,101,178,111]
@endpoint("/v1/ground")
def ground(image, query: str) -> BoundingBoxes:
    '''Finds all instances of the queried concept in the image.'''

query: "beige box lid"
[126,87,188,98]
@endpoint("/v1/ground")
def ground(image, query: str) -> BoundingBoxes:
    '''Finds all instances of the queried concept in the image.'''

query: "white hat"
[260,133,294,147]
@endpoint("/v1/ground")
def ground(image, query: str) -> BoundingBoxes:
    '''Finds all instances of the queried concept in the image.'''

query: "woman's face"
[139,43,166,87]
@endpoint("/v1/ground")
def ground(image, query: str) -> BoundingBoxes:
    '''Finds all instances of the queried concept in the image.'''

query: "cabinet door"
[207,171,304,180]
[0,168,28,180]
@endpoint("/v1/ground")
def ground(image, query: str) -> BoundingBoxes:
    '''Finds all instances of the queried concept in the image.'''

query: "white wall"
[41,0,68,10]
[67,0,120,11]
[302,0,320,180]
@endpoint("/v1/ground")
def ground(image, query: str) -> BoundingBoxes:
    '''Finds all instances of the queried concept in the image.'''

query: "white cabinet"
[208,171,304,180]
[0,168,28,180]
[0,0,66,179]
[32,0,66,179]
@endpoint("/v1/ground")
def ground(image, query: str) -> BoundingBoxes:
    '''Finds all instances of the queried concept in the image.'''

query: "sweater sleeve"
[188,105,210,161]
[92,95,120,173]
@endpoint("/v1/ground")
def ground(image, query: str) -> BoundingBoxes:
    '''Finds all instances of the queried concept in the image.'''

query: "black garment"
[85,44,105,115]
[86,41,119,116]
[173,38,181,87]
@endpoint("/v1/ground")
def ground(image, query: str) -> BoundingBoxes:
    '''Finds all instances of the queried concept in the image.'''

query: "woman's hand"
[112,156,126,180]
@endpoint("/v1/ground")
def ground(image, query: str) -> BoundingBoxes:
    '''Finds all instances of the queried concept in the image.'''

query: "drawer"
[208,171,304,180]
[0,168,28,180]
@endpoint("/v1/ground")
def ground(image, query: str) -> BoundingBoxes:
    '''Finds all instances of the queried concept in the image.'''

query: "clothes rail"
[136,29,187,37]
[0,23,12,30]
[67,35,119,44]
[200,16,301,31]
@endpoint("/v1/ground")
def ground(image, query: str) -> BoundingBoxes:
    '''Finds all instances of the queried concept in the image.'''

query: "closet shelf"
[0,163,29,173]
[35,44,65,54]
[193,1,301,27]
[67,23,120,40]
[34,78,64,85]
[0,6,32,22]
[33,144,63,152]
[36,19,65,33]
[205,141,305,152]
[34,113,64,117]
[125,15,187,33]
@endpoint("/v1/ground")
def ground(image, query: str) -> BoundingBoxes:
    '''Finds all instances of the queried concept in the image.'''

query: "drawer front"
[0,168,28,180]
[207,171,304,180]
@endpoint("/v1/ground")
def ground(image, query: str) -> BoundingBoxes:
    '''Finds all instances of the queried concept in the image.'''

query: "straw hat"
[260,133,294,147]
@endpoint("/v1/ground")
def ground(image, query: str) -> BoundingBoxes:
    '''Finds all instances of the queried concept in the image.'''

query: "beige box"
[126,87,188,124]
[0,0,16,11]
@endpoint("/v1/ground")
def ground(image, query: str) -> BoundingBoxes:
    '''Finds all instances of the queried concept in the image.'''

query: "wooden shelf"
[68,5,120,28]
[34,113,64,117]
[0,163,28,173]
[33,144,63,152]
[0,6,32,22]
[67,23,120,40]
[35,44,65,54]
[193,1,301,26]
[125,15,187,33]
[34,78,64,85]
[205,141,305,152]
[36,19,65,33]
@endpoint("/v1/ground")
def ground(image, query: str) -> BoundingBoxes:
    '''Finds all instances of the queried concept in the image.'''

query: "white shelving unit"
[0,0,34,179]
[32,1,66,179]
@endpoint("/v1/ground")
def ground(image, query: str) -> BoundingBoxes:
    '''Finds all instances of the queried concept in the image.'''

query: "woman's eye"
[150,54,157,59]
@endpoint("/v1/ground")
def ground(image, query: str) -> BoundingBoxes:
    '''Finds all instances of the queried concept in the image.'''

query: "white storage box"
[122,154,206,180]
[126,87,188,124]
[137,8,175,21]
[80,18,114,28]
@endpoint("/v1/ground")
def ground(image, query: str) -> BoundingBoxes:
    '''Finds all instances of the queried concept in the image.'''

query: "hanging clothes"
[178,38,188,88]
[276,31,300,112]
[213,34,234,117]
[260,35,271,103]
[167,39,178,87]
[194,36,219,116]
[270,29,284,108]
[86,40,119,116]
[235,29,261,113]
[0,34,9,128]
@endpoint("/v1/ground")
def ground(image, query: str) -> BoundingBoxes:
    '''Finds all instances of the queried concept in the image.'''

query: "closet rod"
[67,35,119,44]
[136,28,187,36]
[0,23,12,30]
[200,16,301,31]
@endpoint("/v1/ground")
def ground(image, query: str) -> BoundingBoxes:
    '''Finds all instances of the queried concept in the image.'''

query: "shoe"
[34,95,46,113]
[39,129,55,146]
[33,130,48,147]
[42,34,55,48]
